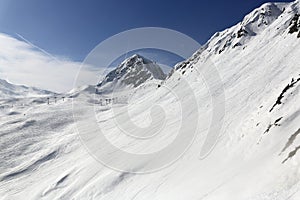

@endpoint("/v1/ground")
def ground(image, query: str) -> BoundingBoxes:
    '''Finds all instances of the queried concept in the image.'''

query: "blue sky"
[0,0,293,62]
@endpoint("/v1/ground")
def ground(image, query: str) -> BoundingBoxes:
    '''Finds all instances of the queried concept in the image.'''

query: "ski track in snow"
[1,1,300,199]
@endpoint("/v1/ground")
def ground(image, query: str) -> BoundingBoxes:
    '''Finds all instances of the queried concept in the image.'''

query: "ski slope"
[1,1,300,199]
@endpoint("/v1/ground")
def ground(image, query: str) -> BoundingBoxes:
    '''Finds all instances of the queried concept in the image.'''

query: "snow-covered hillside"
[1,1,300,200]
[0,79,54,99]
[0,79,56,115]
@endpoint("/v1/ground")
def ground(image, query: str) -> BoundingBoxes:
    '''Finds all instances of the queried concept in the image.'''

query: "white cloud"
[0,33,101,93]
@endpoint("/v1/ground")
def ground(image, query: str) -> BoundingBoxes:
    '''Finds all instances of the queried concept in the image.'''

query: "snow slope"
[1,1,300,200]
[0,79,54,99]
[0,79,57,116]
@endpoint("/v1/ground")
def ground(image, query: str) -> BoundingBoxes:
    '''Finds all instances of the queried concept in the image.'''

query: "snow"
[1,1,300,199]
[0,79,54,99]
[97,54,166,93]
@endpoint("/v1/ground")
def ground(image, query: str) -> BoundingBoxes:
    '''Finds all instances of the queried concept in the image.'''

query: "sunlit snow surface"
[1,1,300,199]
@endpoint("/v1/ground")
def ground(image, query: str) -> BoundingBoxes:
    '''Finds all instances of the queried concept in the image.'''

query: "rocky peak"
[97,54,166,91]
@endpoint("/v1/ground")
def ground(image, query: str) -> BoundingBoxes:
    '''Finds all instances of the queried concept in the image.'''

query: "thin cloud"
[0,33,101,93]
[15,33,61,63]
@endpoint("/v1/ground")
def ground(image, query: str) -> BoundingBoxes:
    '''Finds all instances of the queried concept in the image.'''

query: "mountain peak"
[241,2,284,29]
[120,54,154,67]
[97,55,166,92]
[128,53,143,59]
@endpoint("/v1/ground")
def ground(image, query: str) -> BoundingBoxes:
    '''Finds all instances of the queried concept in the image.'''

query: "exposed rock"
[288,14,300,34]
[237,27,248,38]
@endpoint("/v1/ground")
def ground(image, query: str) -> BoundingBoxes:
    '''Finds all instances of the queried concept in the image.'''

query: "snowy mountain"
[0,79,54,99]
[97,54,166,93]
[1,1,300,200]
[67,54,166,100]
[203,2,294,55]
[170,1,300,77]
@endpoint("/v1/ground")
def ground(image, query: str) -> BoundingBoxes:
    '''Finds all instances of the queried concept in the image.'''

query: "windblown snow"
[1,1,300,200]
